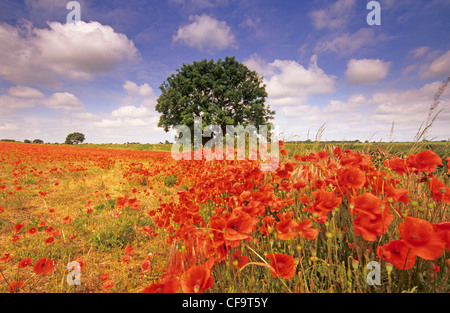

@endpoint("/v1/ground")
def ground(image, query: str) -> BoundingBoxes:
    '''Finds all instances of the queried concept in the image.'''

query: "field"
[0,140,449,293]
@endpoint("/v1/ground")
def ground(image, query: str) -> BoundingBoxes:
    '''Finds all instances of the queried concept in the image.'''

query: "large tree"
[65,132,85,145]
[155,57,275,144]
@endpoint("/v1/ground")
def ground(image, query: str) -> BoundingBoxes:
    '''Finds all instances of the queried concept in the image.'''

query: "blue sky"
[0,0,449,144]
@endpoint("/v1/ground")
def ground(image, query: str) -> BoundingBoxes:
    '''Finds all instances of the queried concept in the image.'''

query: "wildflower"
[266,253,296,279]
[7,281,24,293]
[27,227,38,236]
[399,216,446,260]
[378,239,415,270]
[14,223,25,233]
[0,253,12,262]
[18,257,33,268]
[180,264,214,293]
[143,278,180,293]
[33,258,55,275]
[103,280,114,290]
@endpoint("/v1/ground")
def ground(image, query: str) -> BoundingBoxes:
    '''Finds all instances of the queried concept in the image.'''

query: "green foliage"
[32,139,44,144]
[163,174,178,187]
[156,56,275,144]
[89,219,136,252]
[65,132,86,145]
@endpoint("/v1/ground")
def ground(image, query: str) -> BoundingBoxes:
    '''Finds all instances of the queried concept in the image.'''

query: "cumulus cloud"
[422,50,450,79]
[245,55,335,107]
[0,85,83,113]
[173,14,236,52]
[309,0,356,30]
[42,92,84,110]
[111,105,150,118]
[0,21,138,86]
[314,28,389,56]
[345,59,391,85]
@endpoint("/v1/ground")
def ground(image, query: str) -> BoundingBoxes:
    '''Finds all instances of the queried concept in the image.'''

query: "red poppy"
[280,149,288,156]
[62,216,72,224]
[350,193,393,241]
[276,218,299,240]
[18,257,33,268]
[296,219,319,240]
[407,150,442,173]
[223,210,258,246]
[103,280,114,290]
[446,157,450,173]
[266,253,296,279]
[399,216,446,260]
[45,236,55,244]
[124,245,135,256]
[379,239,416,270]
[316,150,329,161]
[37,220,46,227]
[14,223,25,233]
[307,190,342,220]
[427,177,450,204]
[231,250,249,269]
[12,235,21,243]
[143,278,181,293]
[338,166,366,190]
[180,264,214,293]
[259,216,276,236]
[7,281,24,293]
[432,221,450,250]
[99,273,110,281]
[0,253,12,262]
[384,157,408,175]
[33,258,55,275]
[27,227,38,236]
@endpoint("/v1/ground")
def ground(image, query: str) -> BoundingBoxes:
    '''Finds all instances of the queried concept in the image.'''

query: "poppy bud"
[352,260,359,270]
[385,262,393,273]
[410,201,418,207]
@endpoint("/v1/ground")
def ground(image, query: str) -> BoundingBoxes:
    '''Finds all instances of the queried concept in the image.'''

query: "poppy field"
[0,141,449,293]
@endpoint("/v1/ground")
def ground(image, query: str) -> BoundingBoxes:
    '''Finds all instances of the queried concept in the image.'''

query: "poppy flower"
[317,150,329,161]
[307,190,342,220]
[33,258,55,275]
[338,166,366,190]
[62,216,72,224]
[223,210,258,246]
[432,221,450,250]
[407,150,442,173]
[0,253,12,262]
[12,235,21,243]
[180,264,214,293]
[37,220,46,227]
[45,237,55,244]
[99,273,110,281]
[350,193,393,241]
[296,219,319,240]
[384,157,408,175]
[259,216,276,236]
[446,157,450,173]
[427,177,450,204]
[379,239,416,270]
[399,216,446,260]
[143,278,181,293]
[27,227,38,236]
[14,223,25,233]
[103,280,114,290]
[280,149,288,156]
[275,219,299,240]
[266,253,296,279]
[7,281,24,293]
[124,245,135,256]
[18,257,33,268]
[231,250,249,269]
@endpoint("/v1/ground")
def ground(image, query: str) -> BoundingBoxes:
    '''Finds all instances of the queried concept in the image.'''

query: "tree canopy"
[155,56,275,143]
[65,132,85,145]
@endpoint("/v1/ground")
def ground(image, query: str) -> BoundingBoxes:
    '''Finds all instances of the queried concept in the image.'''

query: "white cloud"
[314,28,389,56]
[0,21,138,86]
[422,50,450,79]
[6,85,45,99]
[0,123,18,131]
[345,59,391,85]
[245,55,335,107]
[123,81,155,98]
[309,0,356,30]
[323,94,366,113]
[173,14,237,52]
[410,46,430,58]
[111,105,150,118]
[93,118,123,128]
[42,92,84,110]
